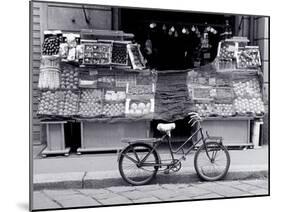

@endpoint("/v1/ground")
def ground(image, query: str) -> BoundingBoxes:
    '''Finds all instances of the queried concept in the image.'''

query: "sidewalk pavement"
[33,178,269,210]
[33,146,268,190]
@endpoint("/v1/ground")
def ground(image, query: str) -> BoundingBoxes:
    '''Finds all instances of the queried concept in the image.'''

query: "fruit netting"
[154,70,194,121]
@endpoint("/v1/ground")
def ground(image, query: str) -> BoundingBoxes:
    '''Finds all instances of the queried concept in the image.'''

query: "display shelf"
[79,64,151,73]
[75,116,153,123]
[204,116,254,121]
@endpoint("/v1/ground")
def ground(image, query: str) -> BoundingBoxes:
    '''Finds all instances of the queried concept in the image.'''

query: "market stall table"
[40,121,70,157]
[76,118,151,153]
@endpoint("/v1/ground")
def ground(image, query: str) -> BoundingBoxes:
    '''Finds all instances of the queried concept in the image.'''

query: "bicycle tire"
[118,142,160,186]
[194,141,230,181]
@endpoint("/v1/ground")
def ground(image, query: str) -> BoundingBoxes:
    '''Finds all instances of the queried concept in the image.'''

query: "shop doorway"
[120,8,235,70]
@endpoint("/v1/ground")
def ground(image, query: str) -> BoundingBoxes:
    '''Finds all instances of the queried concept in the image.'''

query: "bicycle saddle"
[157,123,176,133]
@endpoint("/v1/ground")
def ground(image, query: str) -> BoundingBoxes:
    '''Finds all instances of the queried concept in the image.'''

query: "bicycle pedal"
[164,168,170,174]
[164,169,170,174]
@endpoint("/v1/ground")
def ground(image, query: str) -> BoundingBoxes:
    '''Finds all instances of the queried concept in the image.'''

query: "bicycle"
[118,112,231,186]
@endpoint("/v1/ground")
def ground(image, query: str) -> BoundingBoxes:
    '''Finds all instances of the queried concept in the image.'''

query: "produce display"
[111,42,128,65]
[233,79,261,98]
[105,90,126,101]
[215,87,234,103]
[234,97,265,115]
[38,90,78,116]
[40,55,60,69]
[136,74,153,85]
[127,44,146,70]
[37,91,60,115]
[57,91,79,116]
[97,76,115,87]
[115,74,136,87]
[59,43,68,58]
[76,44,84,62]
[128,85,153,95]
[83,43,112,65]
[127,100,152,116]
[78,102,102,117]
[103,103,125,117]
[195,103,213,117]
[60,66,79,89]
[66,34,78,62]
[214,104,235,116]
[196,103,235,117]
[42,36,60,55]
[237,47,261,69]
[218,41,237,61]
[216,60,236,70]
[192,86,213,101]
[78,89,103,117]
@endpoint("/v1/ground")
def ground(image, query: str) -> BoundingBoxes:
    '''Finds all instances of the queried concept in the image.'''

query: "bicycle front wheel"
[119,143,160,186]
[194,142,230,181]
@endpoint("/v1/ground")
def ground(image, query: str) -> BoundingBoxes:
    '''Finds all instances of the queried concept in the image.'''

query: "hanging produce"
[38,56,60,90]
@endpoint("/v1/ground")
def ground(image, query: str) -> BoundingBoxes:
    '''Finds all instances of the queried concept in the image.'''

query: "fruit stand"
[37,30,265,156]
[186,38,264,147]
[37,30,156,155]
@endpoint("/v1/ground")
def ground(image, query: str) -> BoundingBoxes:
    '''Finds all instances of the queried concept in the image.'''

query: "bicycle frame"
[139,124,209,168]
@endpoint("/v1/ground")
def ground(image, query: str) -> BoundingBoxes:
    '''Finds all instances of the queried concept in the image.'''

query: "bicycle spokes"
[119,144,159,185]
[194,142,230,181]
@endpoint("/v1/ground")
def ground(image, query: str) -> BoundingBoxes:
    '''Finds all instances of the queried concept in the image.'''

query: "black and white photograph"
[30,0,269,211]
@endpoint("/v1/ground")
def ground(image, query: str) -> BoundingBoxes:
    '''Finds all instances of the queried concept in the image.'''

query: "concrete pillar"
[254,17,269,145]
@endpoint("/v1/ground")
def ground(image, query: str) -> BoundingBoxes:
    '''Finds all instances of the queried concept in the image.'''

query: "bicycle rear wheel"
[118,143,160,186]
[194,142,230,181]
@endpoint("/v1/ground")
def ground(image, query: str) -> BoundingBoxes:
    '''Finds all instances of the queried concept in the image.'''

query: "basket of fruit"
[82,43,112,65]
[125,99,154,118]
[102,102,126,117]
[237,46,261,69]
[232,78,262,99]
